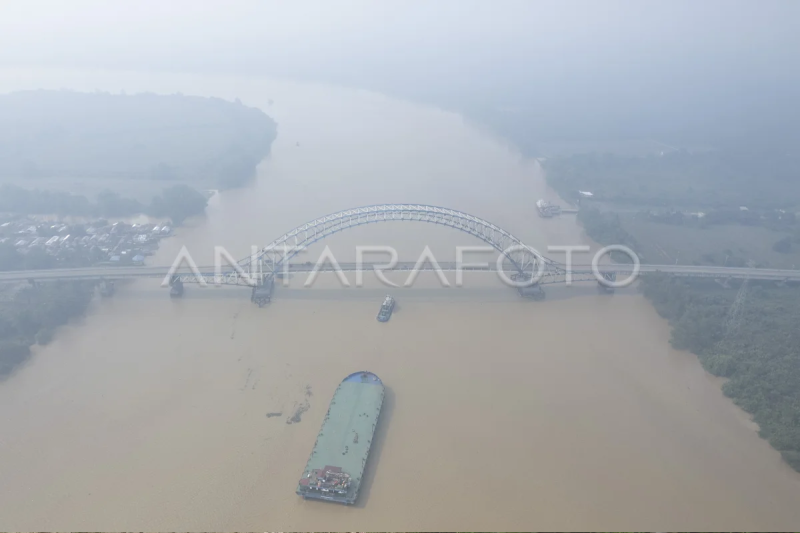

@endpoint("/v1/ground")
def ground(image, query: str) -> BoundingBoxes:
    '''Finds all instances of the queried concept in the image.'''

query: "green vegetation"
[0,241,57,270]
[543,150,800,210]
[0,281,95,376]
[0,183,208,224]
[772,233,800,254]
[576,208,641,263]
[149,184,209,224]
[0,90,277,190]
[642,275,800,471]
[545,150,800,269]
[0,90,273,377]
[546,147,800,471]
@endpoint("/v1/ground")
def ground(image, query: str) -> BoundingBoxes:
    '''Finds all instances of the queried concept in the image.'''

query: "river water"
[1,69,799,531]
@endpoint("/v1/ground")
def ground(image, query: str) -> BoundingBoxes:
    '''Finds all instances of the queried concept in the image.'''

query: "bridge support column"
[518,283,545,300]
[598,272,616,293]
[251,277,274,308]
[511,272,546,300]
[99,280,115,297]
[169,276,184,298]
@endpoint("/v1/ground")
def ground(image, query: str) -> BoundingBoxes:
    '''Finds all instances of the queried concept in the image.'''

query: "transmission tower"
[717,259,755,351]
[723,277,750,335]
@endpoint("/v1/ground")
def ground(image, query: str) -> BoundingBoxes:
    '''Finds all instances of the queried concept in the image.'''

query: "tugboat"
[376,295,395,322]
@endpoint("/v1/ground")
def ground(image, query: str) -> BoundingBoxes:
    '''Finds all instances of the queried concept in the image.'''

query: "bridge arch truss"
[237,204,563,282]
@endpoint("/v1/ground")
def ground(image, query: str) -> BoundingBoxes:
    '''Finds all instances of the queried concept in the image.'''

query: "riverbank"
[538,151,800,472]
[0,215,176,269]
[0,89,268,379]
[642,274,800,471]
[0,280,96,377]
[0,212,183,377]
[541,151,800,268]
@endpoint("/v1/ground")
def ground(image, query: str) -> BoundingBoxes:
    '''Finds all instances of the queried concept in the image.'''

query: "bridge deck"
[3,203,799,286]
[0,262,798,284]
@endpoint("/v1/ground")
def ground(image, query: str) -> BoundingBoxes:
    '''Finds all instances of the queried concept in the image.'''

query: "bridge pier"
[169,276,184,298]
[99,280,115,297]
[510,272,546,300]
[598,272,616,293]
[518,283,545,300]
[251,277,274,307]
[2,204,798,292]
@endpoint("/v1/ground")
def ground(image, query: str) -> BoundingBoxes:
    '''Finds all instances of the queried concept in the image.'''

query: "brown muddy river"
[1,69,799,531]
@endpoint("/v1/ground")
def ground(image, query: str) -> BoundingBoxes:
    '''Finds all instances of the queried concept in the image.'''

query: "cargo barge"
[297,371,385,505]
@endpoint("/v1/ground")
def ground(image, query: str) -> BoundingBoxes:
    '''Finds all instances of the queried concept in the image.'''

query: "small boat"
[536,199,561,217]
[376,295,395,322]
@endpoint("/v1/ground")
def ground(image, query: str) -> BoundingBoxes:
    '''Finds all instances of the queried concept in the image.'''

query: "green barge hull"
[296,371,385,505]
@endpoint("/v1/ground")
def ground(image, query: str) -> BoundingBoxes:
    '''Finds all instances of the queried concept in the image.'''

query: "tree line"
[0,183,208,224]
[0,281,96,377]
[642,274,800,471]
[0,90,277,190]
[543,149,800,211]
[576,207,642,263]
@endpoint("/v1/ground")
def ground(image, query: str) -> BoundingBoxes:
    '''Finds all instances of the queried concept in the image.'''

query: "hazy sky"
[2,1,797,80]
[1,0,798,145]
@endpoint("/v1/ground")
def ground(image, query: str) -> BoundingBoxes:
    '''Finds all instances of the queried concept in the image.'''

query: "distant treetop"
[0,90,278,190]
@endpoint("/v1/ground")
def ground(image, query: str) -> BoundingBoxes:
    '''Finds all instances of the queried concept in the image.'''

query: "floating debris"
[287,400,310,424]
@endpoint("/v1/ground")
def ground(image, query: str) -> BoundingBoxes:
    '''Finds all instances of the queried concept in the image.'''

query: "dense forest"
[642,275,800,471]
[565,149,800,472]
[0,90,277,190]
[0,92,240,375]
[576,208,641,263]
[543,150,800,211]
[0,183,208,224]
[550,150,800,269]
[0,281,95,376]
[0,240,59,270]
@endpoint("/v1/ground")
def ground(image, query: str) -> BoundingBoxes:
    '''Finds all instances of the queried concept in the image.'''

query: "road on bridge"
[0,262,798,284]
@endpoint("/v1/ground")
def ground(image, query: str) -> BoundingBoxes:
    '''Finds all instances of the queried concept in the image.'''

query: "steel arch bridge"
[236,203,563,283]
